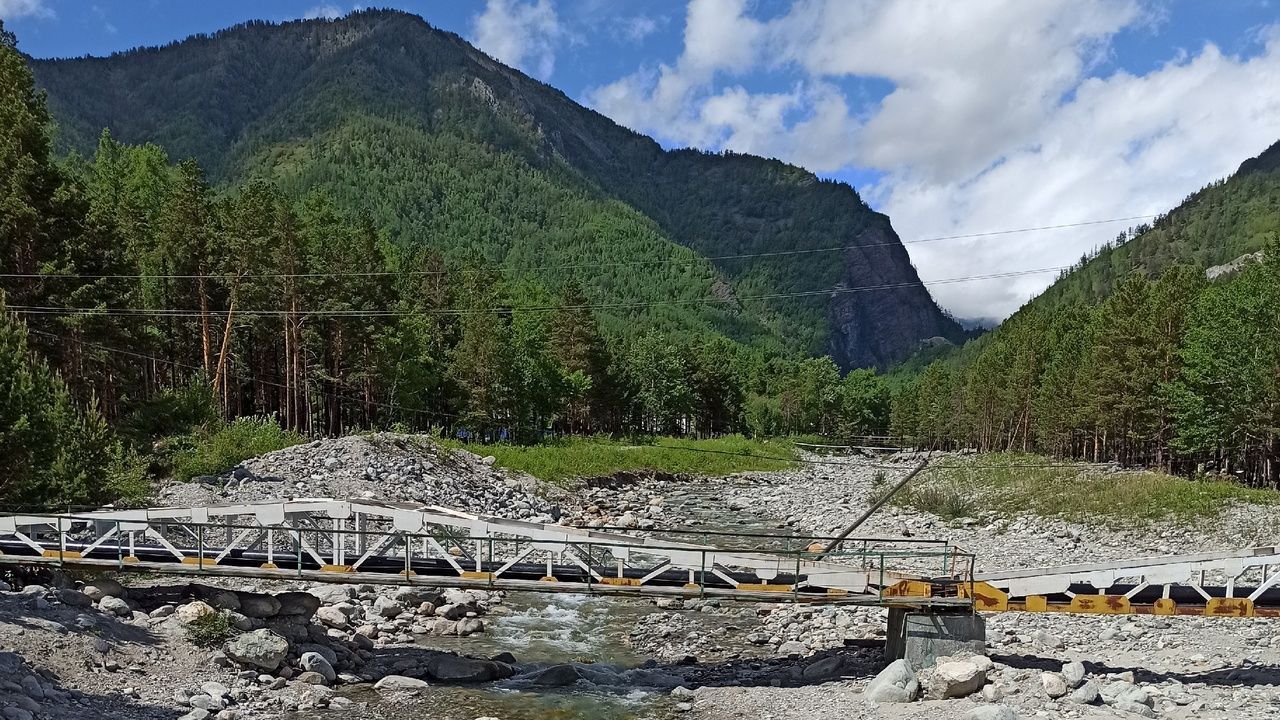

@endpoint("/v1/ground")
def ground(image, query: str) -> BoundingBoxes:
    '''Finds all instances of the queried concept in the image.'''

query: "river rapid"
[297,479,803,719]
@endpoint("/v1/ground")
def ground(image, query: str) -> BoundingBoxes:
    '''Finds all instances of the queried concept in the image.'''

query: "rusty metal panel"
[1068,594,1131,615]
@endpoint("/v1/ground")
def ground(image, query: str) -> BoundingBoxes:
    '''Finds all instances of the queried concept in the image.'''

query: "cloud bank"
[586,0,1280,319]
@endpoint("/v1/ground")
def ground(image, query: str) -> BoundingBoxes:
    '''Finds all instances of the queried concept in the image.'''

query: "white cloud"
[614,15,659,44]
[471,0,563,80]
[883,35,1280,318]
[303,3,342,20]
[587,0,1280,319]
[0,0,53,20]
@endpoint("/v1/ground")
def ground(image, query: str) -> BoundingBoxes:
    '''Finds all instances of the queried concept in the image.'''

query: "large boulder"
[424,655,508,683]
[300,652,336,684]
[57,588,93,608]
[314,606,349,629]
[237,594,282,619]
[864,660,919,703]
[1040,672,1068,699]
[1061,660,1086,688]
[224,630,289,671]
[800,655,849,683]
[307,584,355,606]
[98,596,132,617]
[921,659,987,699]
[373,596,404,619]
[82,579,127,601]
[176,601,217,624]
[374,675,429,693]
[1068,680,1100,705]
[196,588,241,612]
[527,664,586,687]
[276,592,321,619]
[394,588,441,607]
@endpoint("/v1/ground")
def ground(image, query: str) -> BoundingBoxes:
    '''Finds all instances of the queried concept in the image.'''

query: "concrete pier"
[886,608,986,666]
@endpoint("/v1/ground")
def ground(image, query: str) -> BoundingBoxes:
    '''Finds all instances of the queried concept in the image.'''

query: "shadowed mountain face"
[29,9,963,369]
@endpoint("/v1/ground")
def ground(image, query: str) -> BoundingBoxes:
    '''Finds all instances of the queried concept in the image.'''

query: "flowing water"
[297,479,801,719]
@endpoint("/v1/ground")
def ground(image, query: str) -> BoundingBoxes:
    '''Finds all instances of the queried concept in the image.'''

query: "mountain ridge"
[28,9,964,369]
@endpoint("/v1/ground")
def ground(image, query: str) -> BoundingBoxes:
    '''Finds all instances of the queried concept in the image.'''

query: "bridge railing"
[0,511,975,605]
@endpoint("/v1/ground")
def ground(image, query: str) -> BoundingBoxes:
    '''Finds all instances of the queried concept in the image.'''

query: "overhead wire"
[24,329,1116,472]
[0,214,1155,282]
[5,264,1068,318]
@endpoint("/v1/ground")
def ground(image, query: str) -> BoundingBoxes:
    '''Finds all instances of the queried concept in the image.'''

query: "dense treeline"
[13,131,893,442]
[890,134,1280,487]
[0,25,894,505]
[892,254,1280,486]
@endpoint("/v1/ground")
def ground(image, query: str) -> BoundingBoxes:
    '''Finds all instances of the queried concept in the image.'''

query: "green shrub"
[901,478,979,520]
[171,417,303,481]
[119,380,219,448]
[186,611,232,647]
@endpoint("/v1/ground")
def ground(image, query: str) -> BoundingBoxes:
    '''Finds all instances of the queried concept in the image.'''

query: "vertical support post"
[267,528,275,567]
[403,532,412,582]
[58,516,65,565]
[793,549,800,603]
[700,550,706,599]
[878,553,885,601]
[475,540,482,572]
[197,524,205,572]
[332,518,340,566]
[116,521,123,569]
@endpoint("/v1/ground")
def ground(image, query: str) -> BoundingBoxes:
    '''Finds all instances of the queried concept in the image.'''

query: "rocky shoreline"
[4,436,1280,719]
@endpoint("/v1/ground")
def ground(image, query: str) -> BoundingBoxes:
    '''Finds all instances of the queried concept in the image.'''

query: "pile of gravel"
[159,433,562,521]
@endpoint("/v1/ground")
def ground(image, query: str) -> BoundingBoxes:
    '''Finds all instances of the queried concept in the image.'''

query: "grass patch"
[185,611,233,647]
[893,453,1279,522]
[441,435,796,484]
[171,417,304,481]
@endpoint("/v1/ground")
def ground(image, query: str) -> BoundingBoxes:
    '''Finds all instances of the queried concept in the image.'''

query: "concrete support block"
[886,608,986,667]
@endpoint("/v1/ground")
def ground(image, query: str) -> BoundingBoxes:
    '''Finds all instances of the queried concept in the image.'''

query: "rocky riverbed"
[4,437,1280,719]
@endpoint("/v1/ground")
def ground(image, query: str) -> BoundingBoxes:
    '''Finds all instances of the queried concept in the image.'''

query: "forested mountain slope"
[1032,140,1280,309]
[889,139,1280,486]
[28,9,962,369]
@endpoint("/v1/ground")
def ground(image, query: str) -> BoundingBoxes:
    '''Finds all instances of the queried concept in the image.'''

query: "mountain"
[885,138,1280,485]
[27,9,962,370]
[1031,139,1280,310]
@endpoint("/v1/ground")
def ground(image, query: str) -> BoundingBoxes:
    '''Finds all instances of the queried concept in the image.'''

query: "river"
[297,478,802,719]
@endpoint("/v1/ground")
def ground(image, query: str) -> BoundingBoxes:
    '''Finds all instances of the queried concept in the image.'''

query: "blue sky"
[5,0,1280,318]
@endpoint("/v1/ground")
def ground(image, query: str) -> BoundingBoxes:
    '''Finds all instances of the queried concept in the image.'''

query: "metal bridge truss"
[0,499,973,606]
[885,546,1280,617]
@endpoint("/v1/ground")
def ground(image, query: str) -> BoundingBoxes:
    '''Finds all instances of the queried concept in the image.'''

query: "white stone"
[1040,672,1068,698]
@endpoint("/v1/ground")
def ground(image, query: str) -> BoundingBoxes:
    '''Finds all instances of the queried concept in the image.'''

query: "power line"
[24,327,468,424]
[0,215,1153,282]
[5,265,1067,319]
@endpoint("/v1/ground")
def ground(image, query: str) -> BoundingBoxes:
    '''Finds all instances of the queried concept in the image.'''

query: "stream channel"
[297,479,805,719]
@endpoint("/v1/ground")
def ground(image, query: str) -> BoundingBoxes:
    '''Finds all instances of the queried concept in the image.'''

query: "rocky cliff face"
[829,224,965,369]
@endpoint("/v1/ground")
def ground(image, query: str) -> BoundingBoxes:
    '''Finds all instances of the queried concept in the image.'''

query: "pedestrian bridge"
[0,499,973,607]
[2,499,1279,618]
